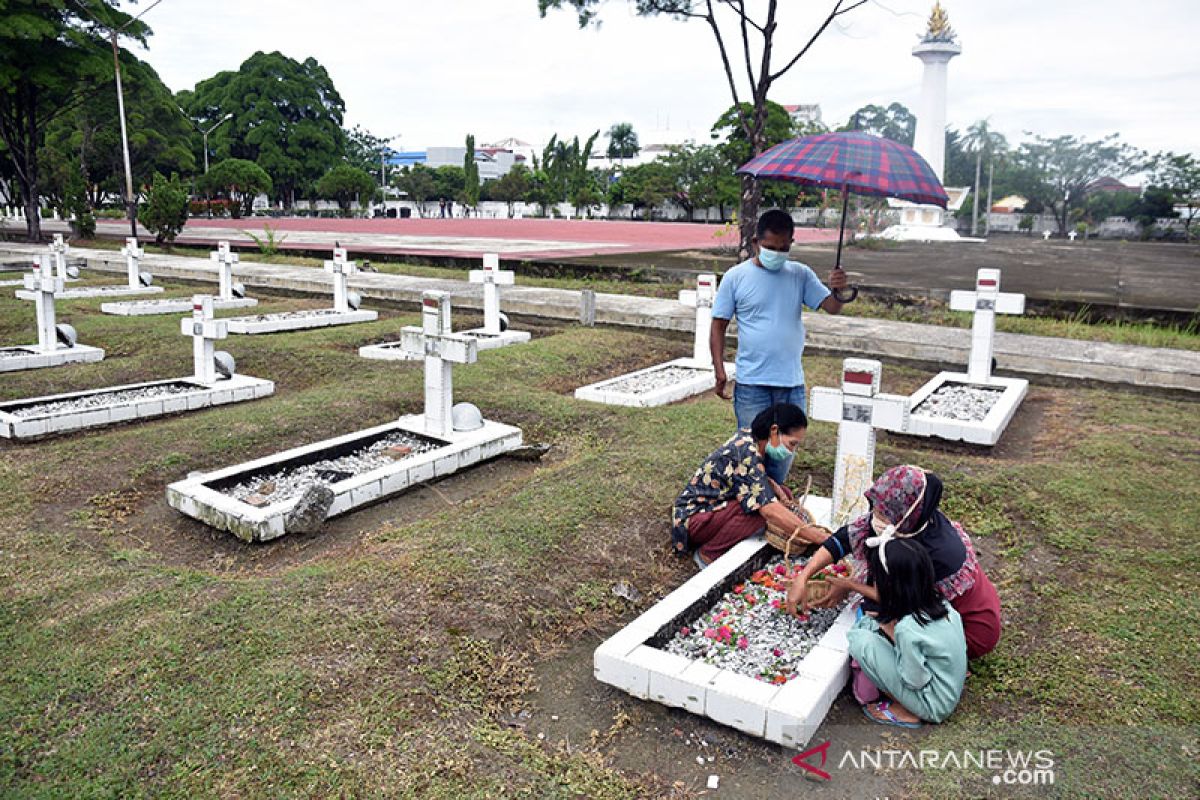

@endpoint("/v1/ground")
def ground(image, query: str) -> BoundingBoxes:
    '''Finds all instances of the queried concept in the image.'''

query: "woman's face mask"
[764,424,802,461]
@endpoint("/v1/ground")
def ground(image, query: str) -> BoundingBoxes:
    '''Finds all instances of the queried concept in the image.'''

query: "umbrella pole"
[832,183,858,303]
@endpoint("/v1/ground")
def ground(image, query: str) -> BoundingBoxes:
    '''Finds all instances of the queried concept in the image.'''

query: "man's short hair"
[756,209,795,239]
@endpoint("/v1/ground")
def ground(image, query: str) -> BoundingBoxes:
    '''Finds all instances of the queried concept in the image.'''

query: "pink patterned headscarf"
[848,465,929,566]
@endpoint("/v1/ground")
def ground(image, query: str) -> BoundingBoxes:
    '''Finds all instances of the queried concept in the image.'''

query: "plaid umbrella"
[738,131,949,301]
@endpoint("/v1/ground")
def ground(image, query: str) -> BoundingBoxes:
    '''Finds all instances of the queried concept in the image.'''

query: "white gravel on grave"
[664,556,846,685]
[219,431,441,506]
[913,382,1004,421]
[5,382,196,418]
[238,308,354,322]
[602,364,709,395]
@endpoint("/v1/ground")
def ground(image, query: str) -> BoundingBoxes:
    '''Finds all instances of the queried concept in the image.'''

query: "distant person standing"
[439,199,447,218]
[710,209,850,486]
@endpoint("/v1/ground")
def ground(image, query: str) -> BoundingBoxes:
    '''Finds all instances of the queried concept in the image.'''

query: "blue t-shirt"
[712,258,831,387]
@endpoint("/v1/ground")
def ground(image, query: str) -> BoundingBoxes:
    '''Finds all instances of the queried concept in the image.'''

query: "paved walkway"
[4,243,1197,394]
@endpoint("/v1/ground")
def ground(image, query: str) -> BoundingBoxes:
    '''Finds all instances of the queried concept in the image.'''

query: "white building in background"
[424,147,518,181]
[782,104,823,129]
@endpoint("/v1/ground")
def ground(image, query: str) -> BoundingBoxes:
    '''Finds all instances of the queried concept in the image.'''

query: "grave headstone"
[325,247,356,313]
[1042,230,1052,241]
[677,274,717,366]
[399,291,478,437]
[49,234,70,280]
[948,268,1025,384]
[180,295,230,385]
[211,241,241,300]
[468,254,513,335]
[1067,230,1077,242]
[24,257,65,352]
[810,359,909,527]
[122,237,149,288]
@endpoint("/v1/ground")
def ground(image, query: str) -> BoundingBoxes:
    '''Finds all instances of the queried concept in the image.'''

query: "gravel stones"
[665,557,845,685]
[913,382,1004,421]
[603,365,708,395]
[239,309,353,322]
[6,382,197,418]
[218,431,440,506]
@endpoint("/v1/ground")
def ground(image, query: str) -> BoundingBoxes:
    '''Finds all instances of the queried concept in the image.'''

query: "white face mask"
[866,476,927,572]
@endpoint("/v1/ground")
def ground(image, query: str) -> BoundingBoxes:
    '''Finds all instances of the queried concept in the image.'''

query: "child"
[836,538,968,727]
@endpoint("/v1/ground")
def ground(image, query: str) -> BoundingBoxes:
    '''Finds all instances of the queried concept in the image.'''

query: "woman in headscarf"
[784,465,1002,660]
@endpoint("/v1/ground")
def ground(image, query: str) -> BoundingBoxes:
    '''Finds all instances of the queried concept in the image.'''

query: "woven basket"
[765,507,833,561]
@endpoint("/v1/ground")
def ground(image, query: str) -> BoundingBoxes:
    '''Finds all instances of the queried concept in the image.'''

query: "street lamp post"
[180,110,233,217]
[109,30,137,239]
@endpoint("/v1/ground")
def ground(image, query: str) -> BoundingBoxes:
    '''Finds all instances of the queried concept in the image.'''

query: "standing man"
[710,209,850,486]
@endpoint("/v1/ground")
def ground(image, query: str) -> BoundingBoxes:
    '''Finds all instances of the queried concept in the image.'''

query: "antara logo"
[791,740,833,781]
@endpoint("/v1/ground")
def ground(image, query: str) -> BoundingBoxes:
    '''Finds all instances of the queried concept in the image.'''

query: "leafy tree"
[1148,152,1200,241]
[530,131,599,210]
[180,51,346,208]
[841,102,916,145]
[0,0,149,240]
[200,158,272,218]
[1011,133,1140,235]
[433,165,465,201]
[606,122,639,160]
[488,163,532,217]
[140,173,190,245]
[462,134,480,208]
[609,161,674,219]
[712,101,793,169]
[393,163,437,216]
[315,163,376,216]
[539,0,867,255]
[961,119,1008,234]
[343,125,387,174]
[1129,186,1177,237]
[662,143,737,221]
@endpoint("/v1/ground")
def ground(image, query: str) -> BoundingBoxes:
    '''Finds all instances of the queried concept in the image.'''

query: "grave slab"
[18,236,161,300]
[0,259,105,372]
[168,290,522,541]
[594,496,857,749]
[101,241,259,315]
[903,268,1029,445]
[0,295,272,439]
[575,274,733,407]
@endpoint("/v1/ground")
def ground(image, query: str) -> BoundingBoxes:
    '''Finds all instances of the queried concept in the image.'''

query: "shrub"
[140,173,190,245]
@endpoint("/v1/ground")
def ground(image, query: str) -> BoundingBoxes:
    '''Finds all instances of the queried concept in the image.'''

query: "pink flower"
[774,564,788,576]
[680,627,691,637]
[797,614,809,623]
[770,599,782,609]
[773,647,783,657]
[733,584,745,594]
[737,636,749,650]
[703,628,717,639]
[717,625,733,643]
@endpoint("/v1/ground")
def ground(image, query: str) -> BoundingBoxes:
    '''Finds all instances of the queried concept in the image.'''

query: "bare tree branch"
[702,0,750,139]
[769,0,867,82]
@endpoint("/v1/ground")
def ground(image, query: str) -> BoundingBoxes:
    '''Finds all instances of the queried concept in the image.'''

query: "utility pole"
[109,30,137,239]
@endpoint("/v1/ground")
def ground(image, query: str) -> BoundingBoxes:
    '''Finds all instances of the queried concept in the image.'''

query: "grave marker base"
[166,414,522,542]
[101,297,258,316]
[574,357,736,408]
[359,327,531,361]
[16,285,163,301]
[0,343,105,373]
[0,374,274,439]
[224,308,378,335]
[904,371,1028,445]
[595,496,855,748]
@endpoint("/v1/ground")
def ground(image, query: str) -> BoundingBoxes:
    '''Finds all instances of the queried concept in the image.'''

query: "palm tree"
[963,119,1008,235]
[606,122,640,162]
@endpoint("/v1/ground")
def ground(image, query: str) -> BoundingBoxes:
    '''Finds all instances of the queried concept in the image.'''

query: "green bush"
[139,173,190,245]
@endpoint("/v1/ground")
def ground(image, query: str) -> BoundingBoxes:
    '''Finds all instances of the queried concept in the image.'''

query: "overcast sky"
[121,0,1199,159]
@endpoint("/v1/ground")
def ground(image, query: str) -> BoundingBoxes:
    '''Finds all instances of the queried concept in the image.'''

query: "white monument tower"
[882,3,972,242]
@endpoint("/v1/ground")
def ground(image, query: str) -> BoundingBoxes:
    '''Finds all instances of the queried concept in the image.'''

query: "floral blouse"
[671,430,776,553]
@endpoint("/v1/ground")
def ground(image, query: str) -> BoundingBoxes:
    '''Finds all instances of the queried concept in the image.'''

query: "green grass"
[0,272,1197,797]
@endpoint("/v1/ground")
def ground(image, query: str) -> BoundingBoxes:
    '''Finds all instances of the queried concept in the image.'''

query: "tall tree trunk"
[22,87,40,242]
[971,150,982,235]
[985,160,994,235]
[737,174,761,259]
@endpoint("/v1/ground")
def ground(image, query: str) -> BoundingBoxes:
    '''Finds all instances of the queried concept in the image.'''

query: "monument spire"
[911,2,961,181]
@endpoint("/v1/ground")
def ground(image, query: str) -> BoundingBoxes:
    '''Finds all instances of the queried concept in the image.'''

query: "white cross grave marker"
[324,246,356,312]
[49,234,69,280]
[948,268,1025,384]
[1067,230,1078,242]
[810,359,909,527]
[468,253,514,334]
[399,291,478,437]
[1041,230,1052,241]
[122,237,146,288]
[210,241,239,300]
[677,273,717,366]
[23,256,65,353]
[180,295,229,384]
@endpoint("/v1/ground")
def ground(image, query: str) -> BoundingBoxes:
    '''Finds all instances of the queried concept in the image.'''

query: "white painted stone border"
[0,374,275,440]
[574,357,736,408]
[595,496,856,749]
[100,297,259,316]
[0,344,105,373]
[224,309,378,335]
[904,371,1029,446]
[166,414,523,542]
[15,285,163,301]
[359,328,531,361]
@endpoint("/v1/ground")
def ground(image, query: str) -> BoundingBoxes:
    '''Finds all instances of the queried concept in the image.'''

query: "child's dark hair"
[750,403,807,440]
[868,538,948,626]
[756,208,795,239]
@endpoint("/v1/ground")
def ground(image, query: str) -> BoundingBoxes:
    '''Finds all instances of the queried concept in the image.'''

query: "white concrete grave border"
[101,240,259,316]
[574,273,735,407]
[17,237,163,301]
[167,290,522,542]
[223,246,377,334]
[0,294,273,440]
[0,257,105,373]
[594,496,856,749]
[904,268,1029,445]
[359,253,530,361]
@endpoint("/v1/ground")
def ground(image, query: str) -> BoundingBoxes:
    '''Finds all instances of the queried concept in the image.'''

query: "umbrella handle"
[833,286,859,303]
